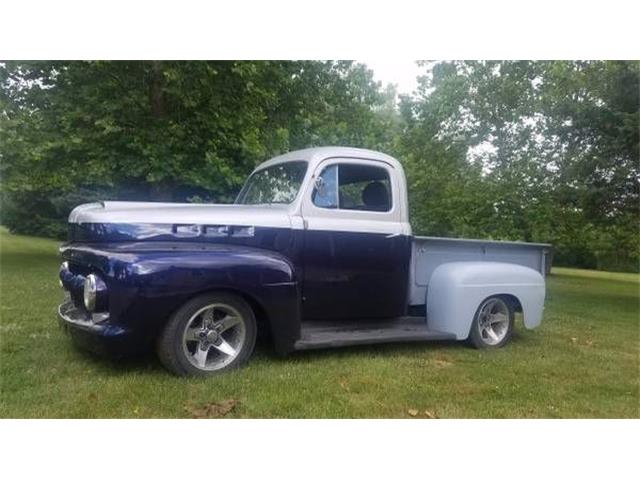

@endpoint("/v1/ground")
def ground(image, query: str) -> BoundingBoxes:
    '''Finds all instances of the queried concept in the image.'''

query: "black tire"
[157,292,257,376]
[468,295,514,349]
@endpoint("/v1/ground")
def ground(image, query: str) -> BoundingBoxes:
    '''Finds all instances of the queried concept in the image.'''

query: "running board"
[294,317,456,351]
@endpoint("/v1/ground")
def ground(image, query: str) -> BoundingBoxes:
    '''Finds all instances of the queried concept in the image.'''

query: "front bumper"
[58,297,137,357]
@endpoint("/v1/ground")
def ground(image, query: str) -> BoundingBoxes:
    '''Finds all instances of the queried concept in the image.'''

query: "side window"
[312,164,338,208]
[312,162,393,212]
[338,164,392,212]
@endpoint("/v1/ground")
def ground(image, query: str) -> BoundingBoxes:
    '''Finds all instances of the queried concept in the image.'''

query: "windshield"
[236,161,308,205]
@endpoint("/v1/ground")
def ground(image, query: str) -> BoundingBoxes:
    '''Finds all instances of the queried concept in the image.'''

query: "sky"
[359,59,424,95]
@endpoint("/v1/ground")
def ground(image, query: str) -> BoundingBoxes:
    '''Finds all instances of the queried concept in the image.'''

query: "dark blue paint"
[60,264,108,312]
[68,223,300,257]
[59,222,413,356]
[58,307,135,357]
[301,230,412,320]
[60,240,300,354]
[59,266,87,310]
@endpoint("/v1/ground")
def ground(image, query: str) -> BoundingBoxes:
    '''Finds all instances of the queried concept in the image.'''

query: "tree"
[399,60,639,271]
[0,61,392,236]
[2,60,637,271]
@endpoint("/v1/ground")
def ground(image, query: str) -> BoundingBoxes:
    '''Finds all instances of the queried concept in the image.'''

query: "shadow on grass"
[66,336,298,377]
[66,335,474,377]
[284,339,463,362]
[66,326,538,377]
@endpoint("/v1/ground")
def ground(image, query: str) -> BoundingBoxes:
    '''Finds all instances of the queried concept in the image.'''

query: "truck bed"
[408,236,551,306]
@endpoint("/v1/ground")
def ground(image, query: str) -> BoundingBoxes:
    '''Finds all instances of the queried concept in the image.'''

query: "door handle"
[385,233,401,239]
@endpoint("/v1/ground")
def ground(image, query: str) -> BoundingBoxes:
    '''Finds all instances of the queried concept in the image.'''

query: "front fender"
[426,261,545,339]
[61,242,301,353]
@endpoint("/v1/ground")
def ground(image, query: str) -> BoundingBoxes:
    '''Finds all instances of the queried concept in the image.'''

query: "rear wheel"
[157,292,257,376]
[468,296,514,349]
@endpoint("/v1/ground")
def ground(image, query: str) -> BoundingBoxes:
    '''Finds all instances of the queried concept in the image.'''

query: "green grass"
[1,227,638,418]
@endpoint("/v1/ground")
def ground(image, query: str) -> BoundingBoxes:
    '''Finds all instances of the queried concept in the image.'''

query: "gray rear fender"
[426,262,546,340]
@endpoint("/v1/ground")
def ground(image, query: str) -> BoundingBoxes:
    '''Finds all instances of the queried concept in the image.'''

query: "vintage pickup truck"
[58,147,549,376]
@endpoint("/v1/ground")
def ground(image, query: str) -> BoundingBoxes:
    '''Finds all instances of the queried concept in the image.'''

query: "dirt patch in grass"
[184,399,239,419]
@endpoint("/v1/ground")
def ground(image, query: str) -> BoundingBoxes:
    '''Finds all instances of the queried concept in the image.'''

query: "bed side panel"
[409,236,551,306]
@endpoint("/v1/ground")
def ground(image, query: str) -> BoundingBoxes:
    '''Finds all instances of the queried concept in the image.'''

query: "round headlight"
[83,274,98,311]
[83,273,108,312]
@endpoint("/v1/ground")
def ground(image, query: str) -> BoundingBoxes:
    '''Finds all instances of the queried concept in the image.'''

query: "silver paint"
[68,147,412,235]
[426,261,546,340]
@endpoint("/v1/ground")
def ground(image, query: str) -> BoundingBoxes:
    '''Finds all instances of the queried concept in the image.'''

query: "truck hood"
[69,201,292,229]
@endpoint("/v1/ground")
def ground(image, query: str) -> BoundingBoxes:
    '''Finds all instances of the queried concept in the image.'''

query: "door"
[300,158,411,321]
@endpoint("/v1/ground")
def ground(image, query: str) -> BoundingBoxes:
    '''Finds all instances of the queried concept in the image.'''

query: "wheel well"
[151,287,275,351]
[193,288,273,342]
[497,294,523,313]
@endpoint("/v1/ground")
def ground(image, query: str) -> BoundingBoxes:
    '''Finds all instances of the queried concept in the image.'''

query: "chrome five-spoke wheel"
[469,296,514,349]
[157,293,257,376]
[183,303,246,371]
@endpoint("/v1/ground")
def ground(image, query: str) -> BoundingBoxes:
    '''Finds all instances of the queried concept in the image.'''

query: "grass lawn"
[1,227,638,418]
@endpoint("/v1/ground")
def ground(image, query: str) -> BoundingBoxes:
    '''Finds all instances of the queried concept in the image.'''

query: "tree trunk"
[148,61,172,201]
[149,61,166,118]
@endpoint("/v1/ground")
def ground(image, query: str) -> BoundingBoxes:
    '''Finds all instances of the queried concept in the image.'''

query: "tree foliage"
[397,60,639,271]
[0,61,393,236]
[1,60,638,271]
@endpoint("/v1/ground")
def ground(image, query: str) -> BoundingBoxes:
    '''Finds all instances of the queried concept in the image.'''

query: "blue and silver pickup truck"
[58,147,550,376]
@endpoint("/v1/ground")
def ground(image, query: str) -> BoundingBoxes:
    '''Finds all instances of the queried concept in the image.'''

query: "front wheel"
[468,296,514,349]
[157,292,257,376]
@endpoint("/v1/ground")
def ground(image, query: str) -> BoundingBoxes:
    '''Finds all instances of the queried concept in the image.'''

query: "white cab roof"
[253,146,404,173]
[252,146,410,227]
